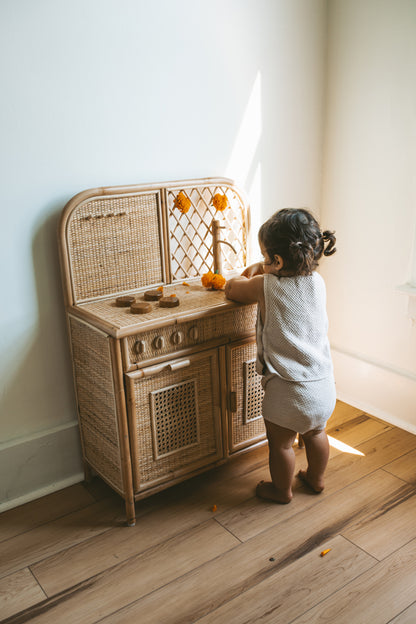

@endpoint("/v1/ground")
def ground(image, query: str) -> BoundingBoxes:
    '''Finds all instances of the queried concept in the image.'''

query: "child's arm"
[225,274,264,304]
[241,262,264,278]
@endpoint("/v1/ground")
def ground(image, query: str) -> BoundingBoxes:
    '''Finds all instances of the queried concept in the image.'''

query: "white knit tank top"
[256,272,333,382]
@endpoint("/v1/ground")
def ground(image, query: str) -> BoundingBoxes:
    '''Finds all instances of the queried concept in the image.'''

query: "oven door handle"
[131,358,191,379]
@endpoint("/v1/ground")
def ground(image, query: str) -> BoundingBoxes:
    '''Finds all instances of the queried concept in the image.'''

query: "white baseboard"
[331,345,416,435]
[0,421,84,513]
[0,472,85,514]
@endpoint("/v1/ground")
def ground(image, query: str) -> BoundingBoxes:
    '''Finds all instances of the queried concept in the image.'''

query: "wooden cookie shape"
[159,296,180,308]
[116,295,136,307]
[131,302,152,314]
[144,289,163,301]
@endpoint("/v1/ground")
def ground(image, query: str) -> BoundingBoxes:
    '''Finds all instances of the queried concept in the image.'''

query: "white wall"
[320,0,416,431]
[0,0,327,510]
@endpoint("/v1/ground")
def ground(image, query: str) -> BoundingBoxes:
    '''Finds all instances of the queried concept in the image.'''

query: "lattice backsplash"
[167,183,248,281]
[60,177,249,304]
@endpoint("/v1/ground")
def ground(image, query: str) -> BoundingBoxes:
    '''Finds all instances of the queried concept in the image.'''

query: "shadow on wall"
[0,203,83,507]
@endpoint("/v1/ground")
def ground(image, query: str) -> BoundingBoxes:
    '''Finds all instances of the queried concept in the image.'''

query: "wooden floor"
[1,401,416,624]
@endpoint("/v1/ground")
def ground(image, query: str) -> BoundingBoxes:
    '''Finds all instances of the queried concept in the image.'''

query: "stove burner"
[144,289,163,301]
[131,302,152,314]
[116,295,136,307]
[159,296,180,308]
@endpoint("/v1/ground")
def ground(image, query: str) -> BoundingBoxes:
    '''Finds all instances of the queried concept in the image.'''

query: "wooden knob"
[116,295,136,307]
[159,296,180,308]
[154,335,165,349]
[131,302,152,314]
[134,340,146,354]
[144,290,163,301]
[171,331,184,345]
[189,326,199,340]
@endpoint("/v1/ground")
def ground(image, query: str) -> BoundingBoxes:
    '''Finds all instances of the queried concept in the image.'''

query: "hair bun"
[290,241,311,251]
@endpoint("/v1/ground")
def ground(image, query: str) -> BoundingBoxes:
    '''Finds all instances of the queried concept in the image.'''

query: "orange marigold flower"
[212,193,229,212]
[211,273,226,290]
[157,286,164,291]
[173,191,191,214]
[201,271,214,288]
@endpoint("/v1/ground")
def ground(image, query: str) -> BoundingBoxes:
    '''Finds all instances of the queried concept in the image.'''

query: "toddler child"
[225,208,336,503]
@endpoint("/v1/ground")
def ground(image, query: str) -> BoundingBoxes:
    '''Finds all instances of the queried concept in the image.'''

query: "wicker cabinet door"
[226,339,266,452]
[125,349,223,492]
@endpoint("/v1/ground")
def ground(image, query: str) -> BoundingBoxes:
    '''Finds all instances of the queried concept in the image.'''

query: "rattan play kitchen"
[58,177,265,525]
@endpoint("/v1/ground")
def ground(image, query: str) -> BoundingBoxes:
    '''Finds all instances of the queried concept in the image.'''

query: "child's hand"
[225,274,263,303]
[241,262,264,278]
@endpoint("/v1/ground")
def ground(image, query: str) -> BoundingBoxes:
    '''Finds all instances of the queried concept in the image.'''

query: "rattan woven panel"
[129,351,222,489]
[230,341,265,448]
[67,193,164,303]
[167,183,247,281]
[243,360,264,424]
[150,379,200,460]
[69,317,124,492]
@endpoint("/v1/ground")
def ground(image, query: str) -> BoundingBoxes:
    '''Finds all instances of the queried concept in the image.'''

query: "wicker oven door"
[125,348,223,493]
[226,338,266,453]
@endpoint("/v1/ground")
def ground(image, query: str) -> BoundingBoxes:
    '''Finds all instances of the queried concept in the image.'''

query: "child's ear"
[273,254,284,269]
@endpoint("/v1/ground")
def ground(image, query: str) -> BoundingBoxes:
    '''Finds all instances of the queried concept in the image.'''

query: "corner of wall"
[0,422,84,512]
[332,345,416,435]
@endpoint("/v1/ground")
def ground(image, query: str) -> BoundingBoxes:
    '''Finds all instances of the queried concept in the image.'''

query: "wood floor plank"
[217,427,416,542]
[210,442,269,480]
[212,472,323,545]
[0,484,95,543]
[0,568,46,620]
[30,451,271,596]
[383,449,416,484]
[388,601,416,623]
[194,535,376,624]
[201,433,351,546]
[324,427,416,492]
[0,497,125,580]
[326,400,364,429]
[343,488,416,560]
[13,521,239,624]
[81,478,120,502]
[290,538,416,624]
[327,413,391,446]
[92,470,408,624]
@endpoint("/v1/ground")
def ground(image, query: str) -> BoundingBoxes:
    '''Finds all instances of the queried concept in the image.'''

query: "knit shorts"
[261,373,336,434]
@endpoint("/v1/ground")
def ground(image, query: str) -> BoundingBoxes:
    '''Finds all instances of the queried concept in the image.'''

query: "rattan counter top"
[69,279,247,338]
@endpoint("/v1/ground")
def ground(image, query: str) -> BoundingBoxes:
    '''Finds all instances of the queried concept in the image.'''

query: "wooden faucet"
[211,219,237,275]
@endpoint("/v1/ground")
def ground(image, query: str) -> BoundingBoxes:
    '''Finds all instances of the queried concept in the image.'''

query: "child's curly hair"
[258,208,336,276]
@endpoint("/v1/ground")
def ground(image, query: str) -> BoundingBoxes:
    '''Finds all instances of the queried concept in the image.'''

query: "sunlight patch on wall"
[225,71,262,263]
[225,71,262,185]
[247,162,262,262]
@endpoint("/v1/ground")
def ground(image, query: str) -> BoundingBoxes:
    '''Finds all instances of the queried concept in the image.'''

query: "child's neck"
[270,269,297,277]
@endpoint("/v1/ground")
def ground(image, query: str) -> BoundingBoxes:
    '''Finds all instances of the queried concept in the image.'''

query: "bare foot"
[256,480,292,504]
[296,470,324,493]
